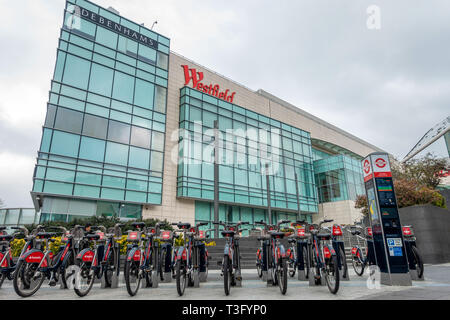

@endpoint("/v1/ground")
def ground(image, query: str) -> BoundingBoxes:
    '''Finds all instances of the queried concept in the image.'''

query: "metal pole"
[294,172,302,221]
[265,163,272,224]
[213,120,219,238]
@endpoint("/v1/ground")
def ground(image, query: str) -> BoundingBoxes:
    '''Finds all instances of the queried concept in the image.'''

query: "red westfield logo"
[182,65,236,103]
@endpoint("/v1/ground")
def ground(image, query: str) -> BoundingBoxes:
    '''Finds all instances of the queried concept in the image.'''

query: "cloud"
[0,0,449,207]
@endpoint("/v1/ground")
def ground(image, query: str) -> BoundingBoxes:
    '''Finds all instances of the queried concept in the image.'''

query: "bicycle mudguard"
[76,248,95,263]
[126,247,141,262]
[21,249,48,267]
[175,247,187,261]
[323,244,336,259]
[277,245,286,259]
[223,243,232,258]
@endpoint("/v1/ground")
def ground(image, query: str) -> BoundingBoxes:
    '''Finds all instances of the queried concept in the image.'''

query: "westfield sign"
[181,65,236,103]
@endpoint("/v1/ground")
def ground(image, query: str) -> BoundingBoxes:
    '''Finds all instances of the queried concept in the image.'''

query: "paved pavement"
[1,264,449,300]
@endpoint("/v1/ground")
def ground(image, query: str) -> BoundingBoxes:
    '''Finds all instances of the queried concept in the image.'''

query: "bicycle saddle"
[288,238,296,243]
[36,232,57,239]
[269,231,285,239]
[131,222,146,228]
[221,230,235,237]
[177,223,191,229]
[351,230,361,236]
[0,234,13,242]
[84,233,100,240]
[257,235,269,241]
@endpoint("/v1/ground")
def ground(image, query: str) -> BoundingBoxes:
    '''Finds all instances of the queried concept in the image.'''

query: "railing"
[0,208,40,227]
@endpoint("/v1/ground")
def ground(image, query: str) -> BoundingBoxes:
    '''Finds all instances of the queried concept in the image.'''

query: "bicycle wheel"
[223,255,231,296]
[288,250,296,277]
[352,248,365,276]
[124,259,141,296]
[324,255,340,294]
[160,247,167,281]
[13,260,46,298]
[0,273,6,288]
[61,251,74,288]
[104,249,115,287]
[302,246,310,279]
[339,247,348,278]
[411,246,424,279]
[278,258,288,295]
[175,260,187,296]
[74,261,95,297]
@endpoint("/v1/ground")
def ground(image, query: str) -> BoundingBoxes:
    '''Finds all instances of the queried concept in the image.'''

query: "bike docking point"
[234,269,242,287]
[193,270,200,288]
[262,270,268,282]
[162,272,172,283]
[199,271,207,282]
[297,268,308,281]
[409,270,424,281]
[308,268,327,286]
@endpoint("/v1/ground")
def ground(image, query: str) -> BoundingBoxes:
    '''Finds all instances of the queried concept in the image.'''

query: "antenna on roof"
[151,21,158,30]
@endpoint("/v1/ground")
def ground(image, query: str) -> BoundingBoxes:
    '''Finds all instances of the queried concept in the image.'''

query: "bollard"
[193,269,200,288]
[262,270,268,282]
[234,269,242,287]
[409,270,424,281]
[199,271,207,282]
[297,268,308,281]
[162,272,172,283]
[151,270,159,288]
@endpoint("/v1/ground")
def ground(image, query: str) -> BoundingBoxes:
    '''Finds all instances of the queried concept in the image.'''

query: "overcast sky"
[0,0,449,208]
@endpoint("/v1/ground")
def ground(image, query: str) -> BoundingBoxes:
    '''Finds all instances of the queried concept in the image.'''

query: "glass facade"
[31,0,170,220]
[313,154,365,203]
[177,86,318,225]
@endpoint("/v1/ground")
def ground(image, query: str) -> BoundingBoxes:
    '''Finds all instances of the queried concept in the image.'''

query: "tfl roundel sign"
[375,158,386,168]
[363,159,371,174]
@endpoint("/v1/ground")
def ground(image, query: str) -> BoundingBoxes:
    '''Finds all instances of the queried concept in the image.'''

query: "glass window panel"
[128,146,150,169]
[101,188,124,201]
[54,107,83,134]
[154,85,166,113]
[62,54,90,89]
[138,44,156,64]
[157,52,168,70]
[112,71,134,103]
[45,104,57,127]
[50,130,80,158]
[75,171,102,185]
[46,167,75,183]
[43,181,73,195]
[79,136,105,162]
[73,185,100,198]
[95,26,118,49]
[151,131,164,151]
[82,114,108,139]
[107,120,130,144]
[102,175,126,188]
[150,151,163,172]
[134,79,154,109]
[105,141,129,166]
[130,126,151,148]
[89,63,113,96]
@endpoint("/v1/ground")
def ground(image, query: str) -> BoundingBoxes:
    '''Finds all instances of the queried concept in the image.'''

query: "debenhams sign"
[66,4,158,50]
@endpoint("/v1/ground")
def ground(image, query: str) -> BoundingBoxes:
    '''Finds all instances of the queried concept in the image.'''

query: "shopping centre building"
[30,0,384,233]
